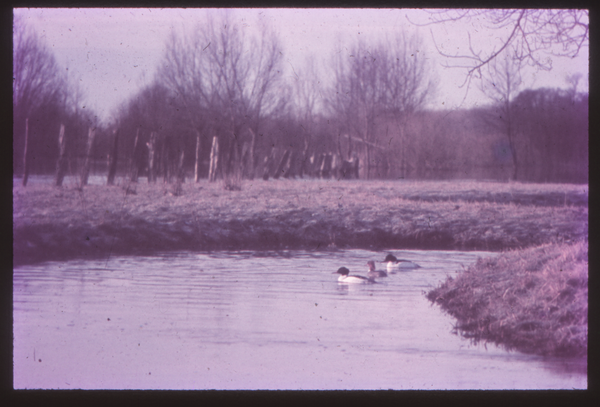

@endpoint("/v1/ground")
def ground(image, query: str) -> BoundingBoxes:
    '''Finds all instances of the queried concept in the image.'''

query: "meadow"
[13,178,587,266]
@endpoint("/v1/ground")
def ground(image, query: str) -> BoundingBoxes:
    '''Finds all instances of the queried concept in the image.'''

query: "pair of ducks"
[333,254,421,284]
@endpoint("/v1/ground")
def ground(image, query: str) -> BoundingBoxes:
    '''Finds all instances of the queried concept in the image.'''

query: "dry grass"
[427,241,588,357]
[13,178,587,266]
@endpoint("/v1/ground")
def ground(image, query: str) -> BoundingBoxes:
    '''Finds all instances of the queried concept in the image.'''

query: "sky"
[14,8,589,125]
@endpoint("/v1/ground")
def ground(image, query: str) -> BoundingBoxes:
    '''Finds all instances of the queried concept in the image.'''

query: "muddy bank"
[13,179,588,266]
[427,241,588,357]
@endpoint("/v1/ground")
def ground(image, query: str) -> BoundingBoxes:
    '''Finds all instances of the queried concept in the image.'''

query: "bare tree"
[327,32,435,178]
[13,15,67,178]
[13,16,65,122]
[417,9,589,91]
[290,55,324,175]
[479,47,523,180]
[158,10,285,180]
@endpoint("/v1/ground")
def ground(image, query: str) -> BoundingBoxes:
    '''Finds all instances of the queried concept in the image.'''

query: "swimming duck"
[366,260,388,278]
[382,254,421,271]
[333,267,375,284]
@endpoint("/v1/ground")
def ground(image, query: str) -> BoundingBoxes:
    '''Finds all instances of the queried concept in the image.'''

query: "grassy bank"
[427,241,588,357]
[13,178,587,266]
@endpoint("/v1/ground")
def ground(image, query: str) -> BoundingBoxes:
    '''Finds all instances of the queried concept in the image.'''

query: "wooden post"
[314,154,325,178]
[283,150,296,179]
[274,149,290,179]
[106,129,119,185]
[308,154,316,177]
[177,148,185,182]
[321,154,332,179]
[129,128,140,183]
[194,130,201,182]
[147,131,156,183]
[162,136,169,184]
[55,124,67,186]
[80,127,96,187]
[262,147,274,180]
[353,156,360,179]
[331,154,339,179]
[299,139,309,178]
[171,148,185,196]
[208,136,219,182]
[22,118,30,186]
[248,128,257,179]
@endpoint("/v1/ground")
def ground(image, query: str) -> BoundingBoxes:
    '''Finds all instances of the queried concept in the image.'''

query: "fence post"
[194,130,202,182]
[147,132,156,183]
[208,136,219,182]
[171,148,185,196]
[274,149,290,179]
[22,118,30,186]
[106,129,119,185]
[129,128,140,183]
[55,124,67,186]
[79,127,96,187]
[248,128,257,179]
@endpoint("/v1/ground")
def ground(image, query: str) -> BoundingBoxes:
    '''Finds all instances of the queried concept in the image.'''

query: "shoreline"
[427,241,588,358]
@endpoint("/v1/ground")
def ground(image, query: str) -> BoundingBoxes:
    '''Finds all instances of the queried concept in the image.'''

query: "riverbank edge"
[12,218,502,267]
[426,240,588,358]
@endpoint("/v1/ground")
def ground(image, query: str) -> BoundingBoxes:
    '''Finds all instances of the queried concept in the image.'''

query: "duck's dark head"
[367,261,376,271]
[383,254,398,263]
[333,267,350,276]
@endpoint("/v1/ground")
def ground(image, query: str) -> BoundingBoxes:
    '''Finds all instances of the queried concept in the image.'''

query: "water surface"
[13,249,586,389]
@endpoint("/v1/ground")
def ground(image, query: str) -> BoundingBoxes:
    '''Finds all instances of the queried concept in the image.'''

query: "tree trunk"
[55,124,67,186]
[106,129,119,185]
[22,118,30,187]
[80,127,96,187]
[194,130,201,182]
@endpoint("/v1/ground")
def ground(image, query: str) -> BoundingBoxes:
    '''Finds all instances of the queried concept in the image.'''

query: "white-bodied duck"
[382,254,421,272]
[333,267,375,284]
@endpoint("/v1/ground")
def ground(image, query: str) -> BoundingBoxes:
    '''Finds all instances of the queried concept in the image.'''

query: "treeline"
[13,12,588,185]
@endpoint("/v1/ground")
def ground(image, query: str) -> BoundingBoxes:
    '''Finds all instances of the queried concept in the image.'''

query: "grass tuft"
[427,241,588,357]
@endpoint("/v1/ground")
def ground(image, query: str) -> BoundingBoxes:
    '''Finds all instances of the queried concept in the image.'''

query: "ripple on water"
[13,249,586,390]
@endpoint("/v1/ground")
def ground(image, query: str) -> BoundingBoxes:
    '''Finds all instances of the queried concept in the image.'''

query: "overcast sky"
[14,8,589,125]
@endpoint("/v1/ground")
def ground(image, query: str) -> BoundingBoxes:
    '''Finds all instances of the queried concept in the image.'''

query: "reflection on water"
[13,249,586,389]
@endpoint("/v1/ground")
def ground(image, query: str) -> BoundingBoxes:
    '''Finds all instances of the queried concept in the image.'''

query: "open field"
[13,178,587,266]
[427,241,588,357]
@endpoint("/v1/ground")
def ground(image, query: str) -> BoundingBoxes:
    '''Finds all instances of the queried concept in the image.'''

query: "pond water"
[13,249,586,390]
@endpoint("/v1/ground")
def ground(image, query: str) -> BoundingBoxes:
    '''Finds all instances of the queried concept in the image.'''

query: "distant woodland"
[13,11,588,186]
